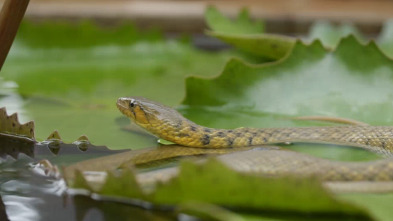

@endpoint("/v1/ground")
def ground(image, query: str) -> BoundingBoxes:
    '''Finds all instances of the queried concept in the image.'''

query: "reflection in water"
[3,195,42,221]
[0,134,35,159]
[73,196,175,221]
[1,157,177,221]
[0,195,9,221]
[0,133,177,221]
[1,155,75,221]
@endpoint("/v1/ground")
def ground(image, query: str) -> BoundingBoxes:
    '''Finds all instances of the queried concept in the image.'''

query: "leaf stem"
[0,0,30,70]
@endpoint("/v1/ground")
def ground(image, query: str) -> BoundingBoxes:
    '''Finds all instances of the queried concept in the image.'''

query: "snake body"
[62,97,393,193]
[135,148,393,186]
[116,97,393,155]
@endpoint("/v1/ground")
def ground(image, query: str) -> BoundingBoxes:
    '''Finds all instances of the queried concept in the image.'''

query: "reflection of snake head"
[117,97,189,137]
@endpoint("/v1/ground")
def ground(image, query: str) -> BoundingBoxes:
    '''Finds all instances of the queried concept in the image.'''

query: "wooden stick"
[0,0,30,71]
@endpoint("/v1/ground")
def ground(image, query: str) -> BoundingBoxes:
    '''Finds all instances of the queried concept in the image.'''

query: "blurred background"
[1,0,392,35]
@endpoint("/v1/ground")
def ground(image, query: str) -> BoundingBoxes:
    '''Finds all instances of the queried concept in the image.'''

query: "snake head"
[116,97,183,129]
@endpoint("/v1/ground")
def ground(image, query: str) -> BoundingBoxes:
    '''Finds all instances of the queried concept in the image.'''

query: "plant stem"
[0,0,30,71]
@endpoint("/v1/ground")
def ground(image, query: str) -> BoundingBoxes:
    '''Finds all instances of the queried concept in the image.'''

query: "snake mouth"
[116,98,136,120]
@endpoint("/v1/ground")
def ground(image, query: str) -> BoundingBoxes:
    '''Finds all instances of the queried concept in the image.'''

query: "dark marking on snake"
[248,137,253,146]
[201,134,210,145]
[365,138,370,146]
[178,133,190,137]
[227,137,234,146]
[217,131,225,137]
[190,126,197,132]
[204,128,212,133]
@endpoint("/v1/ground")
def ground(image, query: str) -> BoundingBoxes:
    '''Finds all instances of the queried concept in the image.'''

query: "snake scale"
[116,96,393,185]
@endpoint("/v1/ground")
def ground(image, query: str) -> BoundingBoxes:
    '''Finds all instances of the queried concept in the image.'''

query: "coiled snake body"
[116,97,393,185]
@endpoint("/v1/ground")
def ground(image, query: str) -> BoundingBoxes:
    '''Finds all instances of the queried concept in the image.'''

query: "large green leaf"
[1,21,234,148]
[183,36,393,125]
[181,36,393,161]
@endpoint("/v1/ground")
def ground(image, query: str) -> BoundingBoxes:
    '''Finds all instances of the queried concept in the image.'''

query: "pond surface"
[0,140,179,221]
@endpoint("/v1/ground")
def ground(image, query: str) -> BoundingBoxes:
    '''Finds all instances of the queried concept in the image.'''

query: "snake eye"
[129,99,135,108]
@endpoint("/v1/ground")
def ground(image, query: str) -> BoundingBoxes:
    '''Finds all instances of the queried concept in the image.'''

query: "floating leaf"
[181,36,393,162]
[3,21,235,148]
[307,21,366,49]
[98,169,145,200]
[377,19,393,58]
[151,159,366,214]
[205,6,293,60]
[46,130,61,140]
[75,135,89,142]
[183,36,393,126]
[67,158,370,218]
[16,21,163,48]
[207,31,295,60]
[177,201,245,221]
[0,107,34,139]
[205,6,264,34]
[72,135,91,151]
[73,170,94,191]
[0,108,35,158]
[338,193,393,221]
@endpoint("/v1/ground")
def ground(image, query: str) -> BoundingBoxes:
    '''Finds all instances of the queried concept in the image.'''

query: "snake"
[110,96,393,189]
[117,96,393,155]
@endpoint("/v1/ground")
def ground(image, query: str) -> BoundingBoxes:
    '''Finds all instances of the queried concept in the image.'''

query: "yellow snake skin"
[136,148,393,185]
[113,96,393,188]
[117,97,393,155]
